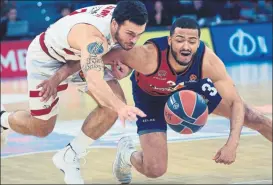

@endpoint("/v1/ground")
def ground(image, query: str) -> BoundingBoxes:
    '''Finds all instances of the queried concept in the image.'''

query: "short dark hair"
[170,17,201,37]
[112,0,148,25]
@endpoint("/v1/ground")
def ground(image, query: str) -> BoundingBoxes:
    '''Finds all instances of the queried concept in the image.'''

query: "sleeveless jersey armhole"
[143,41,162,76]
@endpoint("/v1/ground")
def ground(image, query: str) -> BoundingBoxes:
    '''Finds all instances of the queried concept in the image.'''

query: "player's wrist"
[112,100,126,112]
[51,74,62,87]
[226,137,240,148]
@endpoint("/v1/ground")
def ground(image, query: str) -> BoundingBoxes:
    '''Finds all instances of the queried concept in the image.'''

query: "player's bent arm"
[53,61,81,85]
[103,43,158,75]
[69,24,126,111]
[203,47,245,146]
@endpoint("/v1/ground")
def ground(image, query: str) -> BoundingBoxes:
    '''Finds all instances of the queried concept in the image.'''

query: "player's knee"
[35,127,52,138]
[31,116,56,138]
[144,163,167,178]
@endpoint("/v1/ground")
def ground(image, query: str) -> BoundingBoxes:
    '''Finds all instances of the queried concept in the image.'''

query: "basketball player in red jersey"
[35,17,272,183]
[0,1,148,184]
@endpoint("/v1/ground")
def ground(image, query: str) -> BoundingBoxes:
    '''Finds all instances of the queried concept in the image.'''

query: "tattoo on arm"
[81,41,105,74]
[81,55,104,74]
[87,42,104,56]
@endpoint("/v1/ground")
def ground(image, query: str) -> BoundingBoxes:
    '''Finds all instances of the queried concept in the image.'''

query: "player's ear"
[112,18,118,31]
[168,36,171,46]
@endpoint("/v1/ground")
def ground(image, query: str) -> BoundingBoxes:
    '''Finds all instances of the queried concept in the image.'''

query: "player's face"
[169,28,200,66]
[114,20,146,50]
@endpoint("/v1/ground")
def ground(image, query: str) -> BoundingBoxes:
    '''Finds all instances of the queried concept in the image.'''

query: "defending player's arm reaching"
[110,60,133,80]
[104,43,157,75]
[203,47,245,165]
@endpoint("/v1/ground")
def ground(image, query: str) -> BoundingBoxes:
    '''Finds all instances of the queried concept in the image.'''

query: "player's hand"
[36,79,58,102]
[213,143,237,165]
[111,60,132,80]
[118,105,146,127]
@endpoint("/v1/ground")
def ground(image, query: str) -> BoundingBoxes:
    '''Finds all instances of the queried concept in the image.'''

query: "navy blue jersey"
[130,36,222,135]
[132,36,206,96]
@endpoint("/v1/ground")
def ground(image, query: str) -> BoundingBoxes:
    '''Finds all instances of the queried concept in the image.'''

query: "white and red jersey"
[30,4,117,63]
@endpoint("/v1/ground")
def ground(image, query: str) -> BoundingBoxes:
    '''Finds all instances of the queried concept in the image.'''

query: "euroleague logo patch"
[158,70,167,77]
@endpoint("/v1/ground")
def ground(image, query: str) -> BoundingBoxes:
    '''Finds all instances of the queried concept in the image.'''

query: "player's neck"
[110,23,117,43]
[168,50,189,74]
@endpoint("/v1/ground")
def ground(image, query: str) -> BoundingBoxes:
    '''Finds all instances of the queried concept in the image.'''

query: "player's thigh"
[27,59,67,122]
[212,99,250,119]
[211,99,232,118]
[213,99,267,131]
[139,132,168,175]
[133,85,168,174]
[135,98,167,135]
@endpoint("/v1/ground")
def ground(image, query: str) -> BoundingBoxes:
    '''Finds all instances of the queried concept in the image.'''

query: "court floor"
[1,61,272,184]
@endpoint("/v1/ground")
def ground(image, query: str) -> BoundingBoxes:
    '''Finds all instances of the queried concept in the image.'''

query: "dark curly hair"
[170,17,201,38]
[112,0,148,25]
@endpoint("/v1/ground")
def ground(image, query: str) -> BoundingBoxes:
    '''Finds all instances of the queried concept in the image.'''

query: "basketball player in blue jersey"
[36,17,272,183]
[104,17,272,183]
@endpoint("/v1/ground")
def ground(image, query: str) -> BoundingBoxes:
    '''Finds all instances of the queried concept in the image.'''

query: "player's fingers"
[52,90,57,100]
[128,111,138,121]
[125,113,135,122]
[116,60,125,70]
[223,156,230,164]
[228,160,234,165]
[213,151,221,160]
[131,107,146,117]
[111,63,122,79]
[215,154,222,163]
[227,157,235,165]
[44,89,53,102]
[214,154,223,163]
[36,81,45,89]
[40,88,47,101]
[39,85,47,97]
[42,88,51,102]
[119,116,125,128]
[224,160,231,165]
[115,63,126,79]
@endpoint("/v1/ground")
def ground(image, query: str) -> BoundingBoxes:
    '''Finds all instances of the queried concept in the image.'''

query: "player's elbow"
[232,96,244,107]
[231,96,245,114]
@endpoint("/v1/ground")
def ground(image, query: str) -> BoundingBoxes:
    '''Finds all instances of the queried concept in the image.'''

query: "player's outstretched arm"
[103,43,157,75]
[69,24,146,124]
[203,47,245,165]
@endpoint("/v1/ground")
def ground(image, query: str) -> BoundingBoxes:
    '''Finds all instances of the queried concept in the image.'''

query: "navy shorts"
[132,77,222,135]
[132,83,169,135]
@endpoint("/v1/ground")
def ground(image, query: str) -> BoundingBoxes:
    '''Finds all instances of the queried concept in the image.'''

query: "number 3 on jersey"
[201,78,218,96]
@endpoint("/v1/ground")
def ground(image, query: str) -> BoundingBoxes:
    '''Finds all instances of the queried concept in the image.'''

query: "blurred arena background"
[1,0,272,184]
